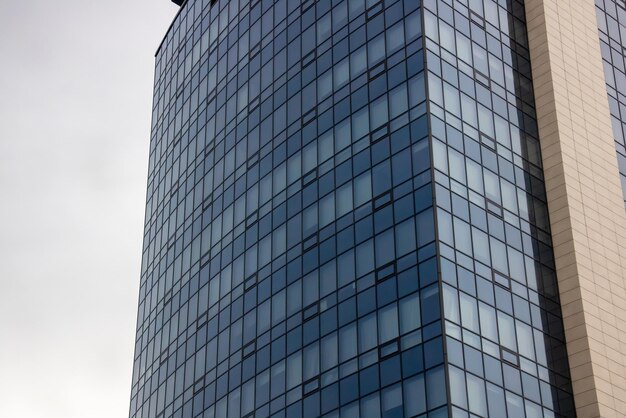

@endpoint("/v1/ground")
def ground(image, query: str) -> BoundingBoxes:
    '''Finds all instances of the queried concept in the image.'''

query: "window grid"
[596,0,626,207]
[130,0,577,416]
[423,0,574,416]
[131,0,446,417]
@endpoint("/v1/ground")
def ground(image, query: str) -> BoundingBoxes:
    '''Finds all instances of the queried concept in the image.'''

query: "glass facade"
[596,0,626,207]
[129,0,574,417]
[422,0,574,416]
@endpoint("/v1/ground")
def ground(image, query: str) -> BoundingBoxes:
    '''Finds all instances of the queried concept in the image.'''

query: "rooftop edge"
[155,0,188,57]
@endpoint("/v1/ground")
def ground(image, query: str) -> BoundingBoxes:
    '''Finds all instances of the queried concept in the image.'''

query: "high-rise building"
[128,0,626,417]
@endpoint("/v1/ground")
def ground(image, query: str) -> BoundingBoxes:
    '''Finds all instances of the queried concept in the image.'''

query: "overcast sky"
[0,1,178,416]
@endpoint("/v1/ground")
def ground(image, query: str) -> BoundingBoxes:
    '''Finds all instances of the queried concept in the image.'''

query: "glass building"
[596,0,626,206]
[129,0,626,417]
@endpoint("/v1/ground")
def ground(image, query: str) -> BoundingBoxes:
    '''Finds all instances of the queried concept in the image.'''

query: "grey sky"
[0,1,177,416]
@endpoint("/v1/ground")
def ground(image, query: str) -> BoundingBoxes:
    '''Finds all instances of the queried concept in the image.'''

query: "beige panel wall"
[524,0,626,416]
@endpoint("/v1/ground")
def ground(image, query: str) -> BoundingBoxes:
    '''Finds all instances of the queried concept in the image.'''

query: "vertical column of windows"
[596,0,626,207]
[422,0,574,416]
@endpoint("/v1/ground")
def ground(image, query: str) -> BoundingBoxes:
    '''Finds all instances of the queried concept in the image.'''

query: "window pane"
[321,332,338,371]
[359,313,378,353]
[303,343,319,380]
[361,392,381,418]
[378,303,399,343]
[403,374,426,416]
[449,366,467,409]
[466,373,487,416]
[399,293,421,333]
[382,384,403,418]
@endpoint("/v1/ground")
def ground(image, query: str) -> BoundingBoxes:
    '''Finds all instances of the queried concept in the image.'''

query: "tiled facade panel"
[525,0,626,416]
[129,0,447,417]
[421,0,574,416]
[596,0,626,207]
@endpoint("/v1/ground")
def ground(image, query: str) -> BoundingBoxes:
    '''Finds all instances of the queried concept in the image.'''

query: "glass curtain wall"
[596,0,626,207]
[422,0,575,416]
[129,0,441,416]
[129,0,577,417]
